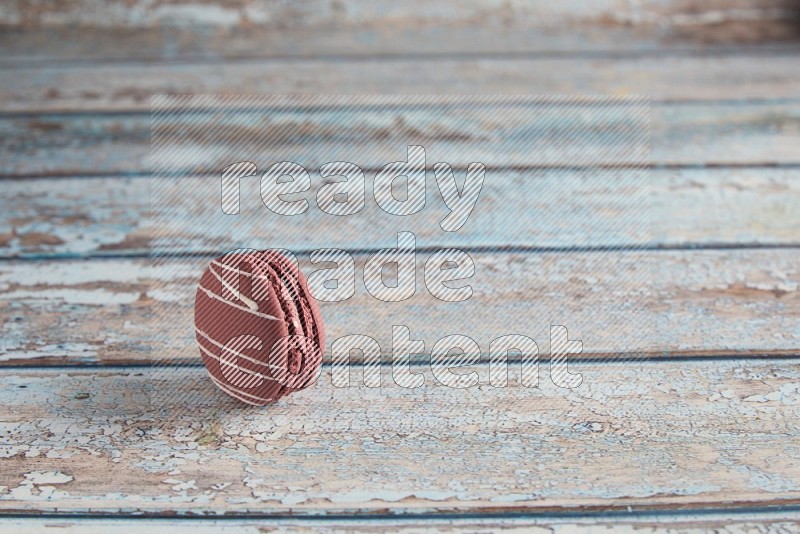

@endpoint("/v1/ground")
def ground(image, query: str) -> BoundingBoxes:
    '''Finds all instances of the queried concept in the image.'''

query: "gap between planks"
[2,506,800,528]
[3,44,800,69]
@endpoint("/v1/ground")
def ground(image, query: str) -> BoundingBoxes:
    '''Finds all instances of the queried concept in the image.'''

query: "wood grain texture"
[2,0,796,31]
[0,249,797,366]
[2,513,800,532]
[2,54,800,113]
[1,168,798,258]
[2,101,799,177]
[2,0,798,83]
[4,29,800,68]
[1,359,800,515]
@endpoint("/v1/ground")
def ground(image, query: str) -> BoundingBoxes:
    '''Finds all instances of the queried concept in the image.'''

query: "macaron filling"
[258,254,321,392]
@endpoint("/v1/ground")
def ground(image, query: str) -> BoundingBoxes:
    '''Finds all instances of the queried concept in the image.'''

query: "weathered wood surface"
[2,168,798,258]
[4,29,800,68]
[3,0,795,30]
[1,249,797,366]
[2,54,800,113]
[2,0,798,523]
[1,359,799,515]
[2,101,800,177]
[2,0,798,66]
[2,513,800,532]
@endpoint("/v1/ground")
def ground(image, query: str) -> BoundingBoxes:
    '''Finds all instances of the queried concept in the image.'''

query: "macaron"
[194,249,325,405]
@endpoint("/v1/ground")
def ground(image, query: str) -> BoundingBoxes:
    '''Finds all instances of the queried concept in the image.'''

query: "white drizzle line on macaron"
[211,259,271,280]
[207,372,274,405]
[195,327,282,371]
[196,341,278,383]
[197,284,278,321]
[209,263,259,311]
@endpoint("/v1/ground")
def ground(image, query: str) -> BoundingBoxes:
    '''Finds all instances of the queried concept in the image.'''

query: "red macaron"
[194,249,325,405]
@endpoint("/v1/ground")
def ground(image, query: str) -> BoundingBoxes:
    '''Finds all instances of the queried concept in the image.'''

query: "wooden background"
[1,0,800,531]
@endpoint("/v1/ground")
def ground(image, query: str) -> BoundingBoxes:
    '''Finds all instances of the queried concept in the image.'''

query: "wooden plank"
[0,249,797,366]
[2,54,800,113]
[3,2,797,74]
[2,168,798,258]
[15,96,647,176]
[2,101,799,177]
[2,513,800,532]
[4,28,800,67]
[1,359,800,515]
[2,0,795,32]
